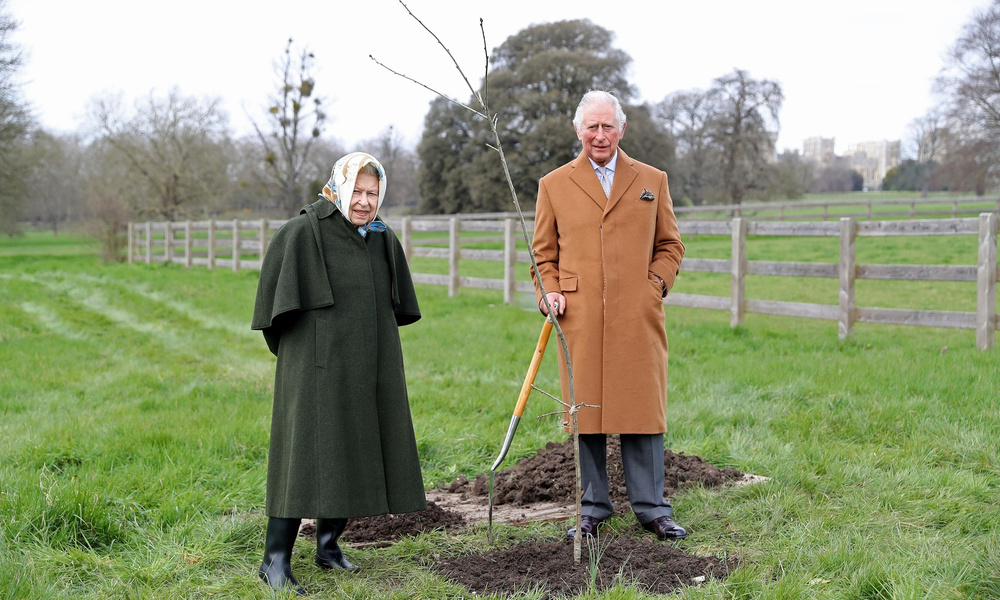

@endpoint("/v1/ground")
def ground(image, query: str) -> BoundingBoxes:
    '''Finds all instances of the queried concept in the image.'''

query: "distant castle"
[803,136,901,191]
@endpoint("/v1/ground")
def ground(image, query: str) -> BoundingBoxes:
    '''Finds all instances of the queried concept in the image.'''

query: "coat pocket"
[559,275,578,292]
[315,315,329,368]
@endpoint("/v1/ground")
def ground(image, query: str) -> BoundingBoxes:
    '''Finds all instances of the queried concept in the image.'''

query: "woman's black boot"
[315,518,357,570]
[259,517,305,595]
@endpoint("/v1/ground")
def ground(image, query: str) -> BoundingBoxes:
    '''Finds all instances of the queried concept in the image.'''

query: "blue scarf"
[358,221,386,237]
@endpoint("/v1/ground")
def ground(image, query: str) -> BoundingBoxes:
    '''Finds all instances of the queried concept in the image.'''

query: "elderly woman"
[251,152,424,594]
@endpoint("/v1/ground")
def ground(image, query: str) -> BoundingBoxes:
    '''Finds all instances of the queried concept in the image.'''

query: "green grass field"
[1,230,998,599]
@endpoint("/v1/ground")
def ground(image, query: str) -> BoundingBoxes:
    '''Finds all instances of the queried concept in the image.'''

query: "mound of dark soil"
[445,436,744,512]
[435,536,737,599]
[299,501,466,546]
[343,500,466,544]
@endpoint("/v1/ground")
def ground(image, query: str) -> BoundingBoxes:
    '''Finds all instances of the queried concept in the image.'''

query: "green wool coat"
[251,199,425,519]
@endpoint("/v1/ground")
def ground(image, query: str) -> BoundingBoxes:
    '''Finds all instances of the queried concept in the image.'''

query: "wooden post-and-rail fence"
[127,213,1000,350]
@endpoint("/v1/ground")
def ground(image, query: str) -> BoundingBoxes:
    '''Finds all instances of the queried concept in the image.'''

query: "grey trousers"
[578,433,673,525]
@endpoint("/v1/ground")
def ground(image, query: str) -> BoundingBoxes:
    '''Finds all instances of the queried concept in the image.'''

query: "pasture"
[1,230,998,599]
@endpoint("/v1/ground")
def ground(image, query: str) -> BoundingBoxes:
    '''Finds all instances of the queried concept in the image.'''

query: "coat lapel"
[602,149,637,218]
[569,152,608,210]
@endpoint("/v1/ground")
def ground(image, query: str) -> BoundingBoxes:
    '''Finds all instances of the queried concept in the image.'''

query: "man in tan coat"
[532,90,687,540]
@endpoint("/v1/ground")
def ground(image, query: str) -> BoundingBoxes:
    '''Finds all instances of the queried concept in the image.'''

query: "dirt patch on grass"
[299,501,466,547]
[309,437,748,597]
[435,536,737,599]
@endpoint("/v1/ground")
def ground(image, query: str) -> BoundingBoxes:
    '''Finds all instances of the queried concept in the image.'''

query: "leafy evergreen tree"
[417,19,671,213]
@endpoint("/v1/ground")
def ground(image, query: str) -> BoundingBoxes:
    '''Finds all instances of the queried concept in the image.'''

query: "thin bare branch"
[395,0,483,105]
[536,404,600,420]
[480,18,489,113]
[368,54,487,121]
[536,410,568,419]
[530,384,566,407]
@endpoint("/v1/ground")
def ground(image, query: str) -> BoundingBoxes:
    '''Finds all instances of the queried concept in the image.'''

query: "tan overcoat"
[531,149,685,434]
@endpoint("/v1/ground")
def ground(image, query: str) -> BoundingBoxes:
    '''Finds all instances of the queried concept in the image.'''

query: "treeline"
[0,24,420,257]
[3,1,1000,254]
[415,21,796,213]
[415,5,1000,213]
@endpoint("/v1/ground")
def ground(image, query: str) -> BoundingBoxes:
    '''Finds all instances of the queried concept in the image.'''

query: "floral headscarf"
[319,152,387,235]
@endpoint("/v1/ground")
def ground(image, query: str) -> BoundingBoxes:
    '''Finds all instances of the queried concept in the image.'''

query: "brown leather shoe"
[641,516,688,540]
[566,515,605,538]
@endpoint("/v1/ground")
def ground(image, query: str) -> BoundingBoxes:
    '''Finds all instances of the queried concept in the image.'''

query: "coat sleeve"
[251,217,335,355]
[648,170,685,295]
[386,228,421,326]
[530,176,562,306]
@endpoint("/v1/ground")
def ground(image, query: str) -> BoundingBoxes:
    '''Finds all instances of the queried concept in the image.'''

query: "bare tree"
[250,38,326,216]
[89,89,233,220]
[933,0,1000,194]
[937,1,1000,137]
[709,69,783,205]
[23,131,85,234]
[362,125,419,211]
[227,135,273,216]
[653,70,782,205]
[655,90,715,205]
[81,138,138,262]
[936,118,993,195]
[907,108,946,197]
[909,109,946,162]
[0,0,33,235]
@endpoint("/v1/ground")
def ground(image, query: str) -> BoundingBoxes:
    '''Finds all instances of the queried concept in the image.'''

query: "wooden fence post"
[164,221,174,264]
[232,218,241,272]
[839,217,857,341]
[401,217,412,266]
[448,217,459,297]
[207,219,216,270]
[184,220,193,268]
[145,222,152,264]
[730,218,746,328]
[503,218,516,304]
[127,222,134,264]
[977,212,998,350]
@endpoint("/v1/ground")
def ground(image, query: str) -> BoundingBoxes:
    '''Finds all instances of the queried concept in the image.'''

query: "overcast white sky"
[6,0,989,156]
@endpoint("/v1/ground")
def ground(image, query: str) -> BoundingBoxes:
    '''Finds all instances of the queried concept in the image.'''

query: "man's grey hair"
[572,90,627,133]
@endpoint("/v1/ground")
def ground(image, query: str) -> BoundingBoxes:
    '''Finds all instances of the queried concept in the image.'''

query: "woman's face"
[349,172,379,225]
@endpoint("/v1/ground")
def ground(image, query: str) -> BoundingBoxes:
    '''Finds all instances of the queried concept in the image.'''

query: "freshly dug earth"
[435,537,737,599]
[446,436,745,512]
[315,437,744,597]
[342,500,466,544]
[299,501,466,546]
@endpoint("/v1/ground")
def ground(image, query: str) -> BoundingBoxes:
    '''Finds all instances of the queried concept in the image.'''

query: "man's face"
[349,172,379,225]
[575,102,625,167]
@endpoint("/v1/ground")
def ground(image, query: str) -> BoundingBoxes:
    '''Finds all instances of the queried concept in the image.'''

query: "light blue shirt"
[587,151,618,189]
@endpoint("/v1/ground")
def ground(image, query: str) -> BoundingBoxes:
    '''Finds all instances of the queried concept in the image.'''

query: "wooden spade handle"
[513,318,554,418]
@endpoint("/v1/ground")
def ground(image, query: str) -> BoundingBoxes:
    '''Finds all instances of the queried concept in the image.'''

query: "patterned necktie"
[598,167,611,198]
